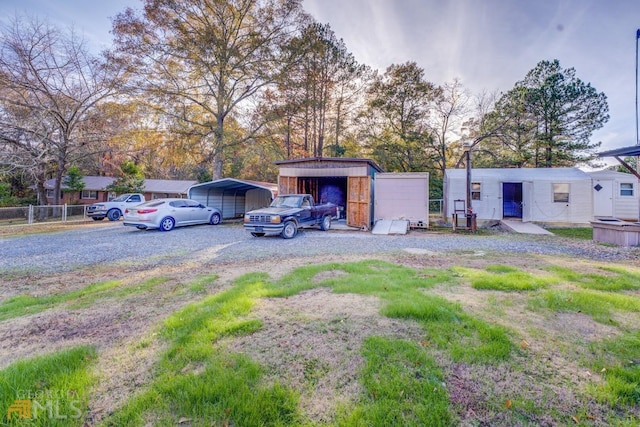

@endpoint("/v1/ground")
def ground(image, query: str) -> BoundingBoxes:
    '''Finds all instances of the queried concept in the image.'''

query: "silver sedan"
[123,198,222,231]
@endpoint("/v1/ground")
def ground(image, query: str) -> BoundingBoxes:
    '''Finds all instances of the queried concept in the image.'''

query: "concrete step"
[501,219,553,235]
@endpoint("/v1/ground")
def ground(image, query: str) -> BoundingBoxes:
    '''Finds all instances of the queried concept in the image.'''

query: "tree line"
[0,0,610,205]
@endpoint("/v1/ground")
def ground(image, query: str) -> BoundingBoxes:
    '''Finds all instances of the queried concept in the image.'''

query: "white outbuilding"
[444,167,594,225]
[587,170,639,221]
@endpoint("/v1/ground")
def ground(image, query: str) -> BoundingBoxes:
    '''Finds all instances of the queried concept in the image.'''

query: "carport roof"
[598,145,640,179]
[598,145,640,158]
[188,178,278,197]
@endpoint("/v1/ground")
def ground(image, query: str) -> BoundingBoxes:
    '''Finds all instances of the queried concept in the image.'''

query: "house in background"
[587,170,639,221]
[444,168,595,225]
[43,176,198,204]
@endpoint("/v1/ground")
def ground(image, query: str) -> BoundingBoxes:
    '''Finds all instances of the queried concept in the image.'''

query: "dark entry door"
[502,183,523,218]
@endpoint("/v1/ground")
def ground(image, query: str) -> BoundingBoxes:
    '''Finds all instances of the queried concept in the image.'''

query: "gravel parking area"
[1,221,639,274]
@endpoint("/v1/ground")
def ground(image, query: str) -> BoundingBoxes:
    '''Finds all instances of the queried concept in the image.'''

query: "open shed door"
[522,182,533,222]
[279,176,297,195]
[347,176,371,228]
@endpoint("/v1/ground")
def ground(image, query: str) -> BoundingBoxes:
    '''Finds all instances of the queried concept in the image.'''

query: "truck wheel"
[320,215,332,231]
[92,217,104,221]
[251,232,265,237]
[107,209,121,221]
[281,221,297,239]
[160,216,175,231]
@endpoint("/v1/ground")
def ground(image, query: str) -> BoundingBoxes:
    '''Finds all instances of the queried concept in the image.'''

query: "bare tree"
[110,0,307,178]
[0,15,123,205]
[427,79,470,177]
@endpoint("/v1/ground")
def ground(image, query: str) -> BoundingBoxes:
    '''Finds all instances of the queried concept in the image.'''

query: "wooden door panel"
[278,176,297,195]
[347,177,370,228]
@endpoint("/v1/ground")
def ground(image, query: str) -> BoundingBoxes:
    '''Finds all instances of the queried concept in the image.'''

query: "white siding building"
[374,172,429,227]
[444,168,594,225]
[587,170,639,221]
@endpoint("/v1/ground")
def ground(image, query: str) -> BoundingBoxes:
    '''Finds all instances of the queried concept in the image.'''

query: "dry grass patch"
[226,288,423,423]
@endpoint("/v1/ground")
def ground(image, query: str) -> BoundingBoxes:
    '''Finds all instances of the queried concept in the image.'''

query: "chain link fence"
[0,205,91,227]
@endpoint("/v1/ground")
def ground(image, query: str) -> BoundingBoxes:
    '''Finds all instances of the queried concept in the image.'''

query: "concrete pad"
[501,219,553,235]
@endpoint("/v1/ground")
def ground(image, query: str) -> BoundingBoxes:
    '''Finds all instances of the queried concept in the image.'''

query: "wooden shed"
[275,157,382,229]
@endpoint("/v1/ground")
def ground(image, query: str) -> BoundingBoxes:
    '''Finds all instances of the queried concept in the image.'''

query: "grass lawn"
[549,227,593,240]
[1,258,639,426]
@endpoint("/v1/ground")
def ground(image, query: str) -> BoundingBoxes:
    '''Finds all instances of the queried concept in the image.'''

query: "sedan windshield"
[270,196,302,208]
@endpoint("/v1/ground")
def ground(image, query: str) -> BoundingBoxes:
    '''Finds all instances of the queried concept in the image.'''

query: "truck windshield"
[111,194,130,202]
[270,196,302,208]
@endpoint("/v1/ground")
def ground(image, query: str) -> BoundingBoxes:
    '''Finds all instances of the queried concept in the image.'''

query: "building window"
[81,190,98,199]
[553,183,569,203]
[46,189,54,198]
[620,183,634,197]
[471,182,481,200]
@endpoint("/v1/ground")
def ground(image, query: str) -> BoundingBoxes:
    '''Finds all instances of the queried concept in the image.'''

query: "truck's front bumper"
[87,209,107,218]
[243,223,284,234]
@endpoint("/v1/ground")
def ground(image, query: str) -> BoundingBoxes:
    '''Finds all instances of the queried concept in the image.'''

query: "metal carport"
[188,178,278,220]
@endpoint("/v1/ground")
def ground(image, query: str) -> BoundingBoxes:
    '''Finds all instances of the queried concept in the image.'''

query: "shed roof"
[188,178,278,198]
[274,157,383,172]
[445,167,591,181]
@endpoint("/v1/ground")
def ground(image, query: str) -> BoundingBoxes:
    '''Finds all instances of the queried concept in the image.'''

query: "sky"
[1,0,640,167]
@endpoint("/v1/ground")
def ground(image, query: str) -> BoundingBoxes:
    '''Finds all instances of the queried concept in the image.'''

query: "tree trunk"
[213,115,225,179]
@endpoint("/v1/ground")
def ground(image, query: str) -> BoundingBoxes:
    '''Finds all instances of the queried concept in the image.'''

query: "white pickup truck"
[87,193,146,221]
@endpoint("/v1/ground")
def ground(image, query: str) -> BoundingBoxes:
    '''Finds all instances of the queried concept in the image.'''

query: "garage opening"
[298,177,348,219]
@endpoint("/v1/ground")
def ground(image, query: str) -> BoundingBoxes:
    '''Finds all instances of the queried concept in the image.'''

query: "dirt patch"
[85,333,166,425]
[312,269,349,283]
[226,288,423,424]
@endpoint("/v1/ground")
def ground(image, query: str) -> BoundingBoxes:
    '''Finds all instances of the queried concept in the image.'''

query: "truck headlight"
[270,215,281,224]
[244,214,250,223]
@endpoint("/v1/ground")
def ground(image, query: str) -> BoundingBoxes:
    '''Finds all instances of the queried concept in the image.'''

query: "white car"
[123,198,222,231]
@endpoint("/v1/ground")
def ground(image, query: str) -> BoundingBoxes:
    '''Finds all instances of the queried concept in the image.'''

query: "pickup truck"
[87,193,146,221]
[243,194,337,239]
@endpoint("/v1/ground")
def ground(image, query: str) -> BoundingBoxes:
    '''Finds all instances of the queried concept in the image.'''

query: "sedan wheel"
[281,221,297,239]
[107,209,121,221]
[160,216,175,232]
[209,212,221,225]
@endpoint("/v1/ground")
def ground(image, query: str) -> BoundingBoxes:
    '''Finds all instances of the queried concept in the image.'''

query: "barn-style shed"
[444,167,594,225]
[188,178,277,220]
[275,157,382,229]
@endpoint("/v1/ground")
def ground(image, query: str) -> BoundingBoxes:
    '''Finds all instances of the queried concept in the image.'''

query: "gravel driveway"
[1,222,639,275]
